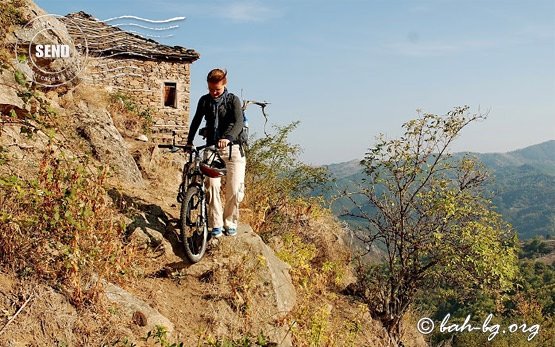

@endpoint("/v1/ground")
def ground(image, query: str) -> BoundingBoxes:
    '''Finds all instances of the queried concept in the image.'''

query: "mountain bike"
[158,143,226,263]
[159,99,269,263]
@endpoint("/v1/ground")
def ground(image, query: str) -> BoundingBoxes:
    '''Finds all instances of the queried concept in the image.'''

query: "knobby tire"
[180,186,207,263]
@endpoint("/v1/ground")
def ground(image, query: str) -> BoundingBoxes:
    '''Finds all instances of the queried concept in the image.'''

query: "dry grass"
[0,273,140,346]
[197,239,282,343]
[60,85,152,139]
[0,150,138,307]
[108,92,153,138]
[71,83,112,108]
[0,0,26,44]
[254,201,383,346]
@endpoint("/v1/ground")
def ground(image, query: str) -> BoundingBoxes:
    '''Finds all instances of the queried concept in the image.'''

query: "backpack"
[225,93,249,151]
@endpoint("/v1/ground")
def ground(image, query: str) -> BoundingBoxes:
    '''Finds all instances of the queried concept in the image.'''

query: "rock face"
[238,227,297,318]
[183,224,296,347]
[9,1,85,87]
[74,100,144,185]
[236,226,296,347]
[0,70,25,113]
[104,282,174,334]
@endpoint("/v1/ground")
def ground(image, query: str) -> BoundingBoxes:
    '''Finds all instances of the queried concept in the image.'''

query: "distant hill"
[318,140,555,240]
[464,140,555,175]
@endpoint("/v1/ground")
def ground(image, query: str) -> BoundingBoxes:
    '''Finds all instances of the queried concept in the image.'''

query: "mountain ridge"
[324,140,555,175]
[322,140,555,173]
[320,139,555,239]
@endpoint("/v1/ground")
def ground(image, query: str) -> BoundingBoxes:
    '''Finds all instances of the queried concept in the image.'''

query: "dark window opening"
[164,82,177,108]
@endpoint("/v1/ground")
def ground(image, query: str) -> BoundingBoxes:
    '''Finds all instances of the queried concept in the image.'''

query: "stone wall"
[82,57,192,143]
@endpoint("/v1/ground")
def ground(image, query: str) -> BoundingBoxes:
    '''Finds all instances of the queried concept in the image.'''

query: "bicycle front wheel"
[180,186,208,263]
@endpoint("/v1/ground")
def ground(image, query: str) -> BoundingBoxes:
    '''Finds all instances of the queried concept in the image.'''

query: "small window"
[163,82,177,108]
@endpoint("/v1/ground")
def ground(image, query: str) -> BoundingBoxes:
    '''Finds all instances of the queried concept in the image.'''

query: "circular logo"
[417,317,435,335]
[14,14,88,87]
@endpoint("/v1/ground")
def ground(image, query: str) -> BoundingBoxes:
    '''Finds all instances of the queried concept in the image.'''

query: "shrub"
[109,92,153,136]
[243,122,328,234]
[0,150,134,306]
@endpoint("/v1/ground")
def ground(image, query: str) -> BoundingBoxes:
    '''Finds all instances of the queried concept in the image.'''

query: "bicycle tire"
[180,186,208,263]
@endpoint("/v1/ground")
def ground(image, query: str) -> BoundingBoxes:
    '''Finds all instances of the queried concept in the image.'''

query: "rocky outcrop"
[236,226,296,347]
[0,70,25,113]
[104,282,174,335]
[238,227,296,319]
[182,224,296,347]
[73,100,144,185]
[8,0,84,87]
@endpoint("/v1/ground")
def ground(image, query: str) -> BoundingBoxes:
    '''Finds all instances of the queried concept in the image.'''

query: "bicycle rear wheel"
[180,186,208,263]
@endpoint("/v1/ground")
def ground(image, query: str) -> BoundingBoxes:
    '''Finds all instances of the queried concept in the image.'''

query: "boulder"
[187,224,296,347]
[136,134,148,142]
[237,227,296,317]
[104,282,174,335]
[75,101,144,186]
[9,1,84,87]
[236,226,296,347]
[0,70,25,112]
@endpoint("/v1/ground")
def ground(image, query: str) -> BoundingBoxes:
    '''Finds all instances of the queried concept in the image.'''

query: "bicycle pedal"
[177,183,185,203]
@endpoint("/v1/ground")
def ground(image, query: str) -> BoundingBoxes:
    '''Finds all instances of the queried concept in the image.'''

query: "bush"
[0,0,26,38]
[243,122,328,234]
[0,0,26,68]
[109,92,153,136]
[0,150,134,306]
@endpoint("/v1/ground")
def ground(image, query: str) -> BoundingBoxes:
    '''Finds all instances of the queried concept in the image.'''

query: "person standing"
[186,68,246,237]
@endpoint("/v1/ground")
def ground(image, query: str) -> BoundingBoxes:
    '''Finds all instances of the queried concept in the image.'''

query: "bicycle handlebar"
[158,144,213,152]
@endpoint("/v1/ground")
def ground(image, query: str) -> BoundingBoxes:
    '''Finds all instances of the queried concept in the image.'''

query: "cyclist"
[186,68,246,238]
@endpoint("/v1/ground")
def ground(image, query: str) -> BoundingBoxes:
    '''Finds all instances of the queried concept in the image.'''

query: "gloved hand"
[184,143,194,152]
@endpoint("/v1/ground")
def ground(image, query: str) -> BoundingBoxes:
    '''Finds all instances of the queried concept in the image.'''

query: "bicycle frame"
[158,143,213,262]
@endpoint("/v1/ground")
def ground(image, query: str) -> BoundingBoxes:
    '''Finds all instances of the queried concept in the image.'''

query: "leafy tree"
[520,237,553,259]
[345,106,519,346]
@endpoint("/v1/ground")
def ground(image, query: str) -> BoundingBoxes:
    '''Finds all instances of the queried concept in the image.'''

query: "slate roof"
[62,11,200,62]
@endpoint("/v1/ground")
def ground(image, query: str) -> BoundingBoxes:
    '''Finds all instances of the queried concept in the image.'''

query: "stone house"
[63,12,200,142]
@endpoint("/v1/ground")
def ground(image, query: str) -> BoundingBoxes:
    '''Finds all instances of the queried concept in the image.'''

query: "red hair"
[207,68,227,84]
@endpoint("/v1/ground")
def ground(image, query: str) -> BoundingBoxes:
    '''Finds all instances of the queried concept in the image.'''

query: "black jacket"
[187,91,243,146]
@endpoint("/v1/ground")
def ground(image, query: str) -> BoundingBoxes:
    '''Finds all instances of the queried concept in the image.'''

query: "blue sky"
[35,0,555,164]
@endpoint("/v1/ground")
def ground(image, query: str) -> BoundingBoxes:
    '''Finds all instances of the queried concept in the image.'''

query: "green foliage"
[490,166,555,239]
[247,122,328,197]
[244,122,329,233]
[205,332,273,347]
[431,315,552,347]
[276,232,317,284]
[511,260,555,315]
[14,69,27,86]
[244,121,363,345]
[415,253,554,345]
[521,238,553,259]
[273,225,359,346]
[0,0,25,69]
[348,106,519,344]
[144,326,184,347]
[323,141,555,240]
[0,0,26,36]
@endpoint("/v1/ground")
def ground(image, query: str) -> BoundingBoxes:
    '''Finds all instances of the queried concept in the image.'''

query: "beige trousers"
[205,145,246,230]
